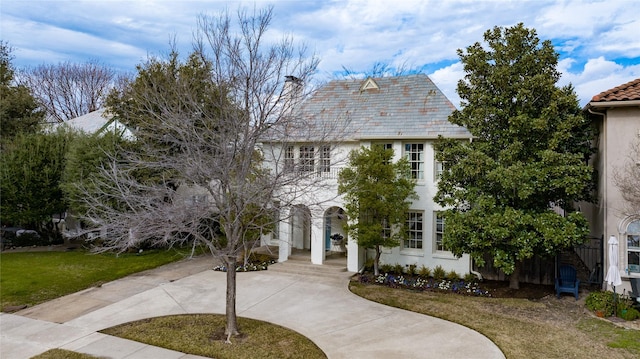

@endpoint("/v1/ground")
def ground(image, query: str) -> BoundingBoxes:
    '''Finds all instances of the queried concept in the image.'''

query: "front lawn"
[101,314,326,359]
[0,249,193,311]
[350,282,640,359]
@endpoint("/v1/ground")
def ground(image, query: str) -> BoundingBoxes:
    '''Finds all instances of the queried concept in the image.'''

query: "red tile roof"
[591,78,640,102]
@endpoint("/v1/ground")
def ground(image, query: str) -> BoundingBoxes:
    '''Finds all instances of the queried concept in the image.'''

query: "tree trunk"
[374,245,381,276]
[509,261,522,290]
[225,257,239,337]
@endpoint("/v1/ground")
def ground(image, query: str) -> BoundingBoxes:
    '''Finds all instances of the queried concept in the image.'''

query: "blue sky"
[2,0,639,106]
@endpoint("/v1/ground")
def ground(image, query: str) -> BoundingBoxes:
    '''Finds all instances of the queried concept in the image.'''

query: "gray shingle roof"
[297,74,470,141]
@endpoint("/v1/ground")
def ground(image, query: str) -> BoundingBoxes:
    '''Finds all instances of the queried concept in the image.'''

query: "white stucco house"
[261,74,474,275]
[584,77,640,294]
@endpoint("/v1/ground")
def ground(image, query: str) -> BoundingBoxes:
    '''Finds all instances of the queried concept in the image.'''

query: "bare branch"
[613,138,640,216]
[18,60,117,122]
[72,6,349,337]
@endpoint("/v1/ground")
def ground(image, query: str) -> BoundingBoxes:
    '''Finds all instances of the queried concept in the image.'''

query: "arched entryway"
[290,205,311,250]
[324,207,347,253]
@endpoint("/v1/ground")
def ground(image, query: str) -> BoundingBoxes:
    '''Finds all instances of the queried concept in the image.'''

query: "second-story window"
[299,146,315,172]
[284,145,294,172]
[435,160,447,180]
[404,143,424,180]
[320,145,331,172]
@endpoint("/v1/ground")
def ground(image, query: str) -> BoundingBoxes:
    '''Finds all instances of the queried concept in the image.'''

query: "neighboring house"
[262,74,474,274]
[51,108,135,140]
[585,78,640,294]
[52,109,134,238]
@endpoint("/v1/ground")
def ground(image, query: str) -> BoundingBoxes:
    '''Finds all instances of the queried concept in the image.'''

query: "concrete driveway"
[1,256,505,358]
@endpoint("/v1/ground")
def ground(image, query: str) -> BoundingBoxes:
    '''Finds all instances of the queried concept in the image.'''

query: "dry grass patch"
[30,349,98,359]
[350,282,639,359]
[101,314,326,359]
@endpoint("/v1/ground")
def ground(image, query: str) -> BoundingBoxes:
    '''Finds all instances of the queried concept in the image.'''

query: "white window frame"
[404,143,424,180]
[284,145,295,172]
[299,146,315,172]
[627,219,640,273]
[404,210,423,250]
[320,145,331,173]
[435,160,446,181]
[434,212,445,252]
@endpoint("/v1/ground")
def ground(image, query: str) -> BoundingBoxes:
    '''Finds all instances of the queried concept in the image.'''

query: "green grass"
[577,318,640,351]
[0,249,192,311]
[101,314,326,359]
[350,282,640,359]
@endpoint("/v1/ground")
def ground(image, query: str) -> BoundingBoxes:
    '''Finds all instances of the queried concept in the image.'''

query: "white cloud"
[0,0,637,106]
[560,57,640,104]
[429,62,464,109]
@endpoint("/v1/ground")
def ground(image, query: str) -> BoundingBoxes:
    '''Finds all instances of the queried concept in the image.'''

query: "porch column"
[311,215,324,265]
[278,207,292,262]
[347,237,363,273]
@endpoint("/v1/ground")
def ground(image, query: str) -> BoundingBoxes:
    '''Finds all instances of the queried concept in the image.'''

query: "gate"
[572,235,604,286]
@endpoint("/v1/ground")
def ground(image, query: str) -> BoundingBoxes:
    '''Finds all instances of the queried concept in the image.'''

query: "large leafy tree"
[434,24,595,289]
[338,145,417,275]
[61,130,131,216]
[75,6,327,340]
[0,41,43,141]
[0,130,74,234]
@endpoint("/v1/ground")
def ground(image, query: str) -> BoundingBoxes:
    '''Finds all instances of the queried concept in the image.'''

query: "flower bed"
[358,272,492,297]
[213,259,276,273]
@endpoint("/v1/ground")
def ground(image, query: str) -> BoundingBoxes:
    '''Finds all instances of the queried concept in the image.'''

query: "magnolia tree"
[434,24,595,289]
[74,7,346,340]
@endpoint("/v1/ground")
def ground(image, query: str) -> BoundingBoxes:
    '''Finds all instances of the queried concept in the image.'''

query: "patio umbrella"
[605,235,622,288]
[604,235,622,316]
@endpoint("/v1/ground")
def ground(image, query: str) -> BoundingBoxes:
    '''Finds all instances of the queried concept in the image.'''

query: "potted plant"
[330,233,344,246]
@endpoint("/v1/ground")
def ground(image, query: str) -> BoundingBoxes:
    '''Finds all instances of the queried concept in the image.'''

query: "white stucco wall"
[263,139,471,275]
[598,106,640,293]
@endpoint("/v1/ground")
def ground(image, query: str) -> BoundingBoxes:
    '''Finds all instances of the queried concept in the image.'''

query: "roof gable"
[591,78,640,102]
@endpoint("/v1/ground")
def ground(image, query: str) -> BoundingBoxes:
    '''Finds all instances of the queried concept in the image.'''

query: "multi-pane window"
[375,143,393,164]
[320,145,331,172]
[299,146,315,172]
[627,220,640,273]
[435,212,445,251]
[284,145,294,172]
[381,218,391,240]
[404,211,423,249]
[404,143,424,179]
[435,160,447,180]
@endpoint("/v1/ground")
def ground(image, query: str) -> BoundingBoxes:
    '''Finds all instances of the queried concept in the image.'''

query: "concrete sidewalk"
[1,256,505,359]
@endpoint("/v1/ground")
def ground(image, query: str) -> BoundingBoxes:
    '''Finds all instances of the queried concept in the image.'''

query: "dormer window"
[360,77,379,92]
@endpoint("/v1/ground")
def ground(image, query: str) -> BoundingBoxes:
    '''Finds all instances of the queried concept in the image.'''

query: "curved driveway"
[2,256,504,358]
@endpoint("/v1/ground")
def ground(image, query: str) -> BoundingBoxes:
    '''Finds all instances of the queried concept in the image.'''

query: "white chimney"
[283,75,302,115]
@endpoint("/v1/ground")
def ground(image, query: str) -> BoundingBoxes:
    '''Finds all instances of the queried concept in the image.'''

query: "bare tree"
[339,60,414,79]
[19,59,117,122]
[613,138,640,215]
[75,6,346,340]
